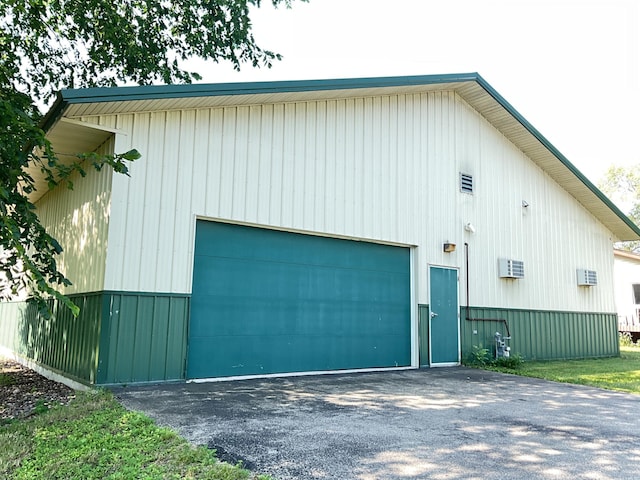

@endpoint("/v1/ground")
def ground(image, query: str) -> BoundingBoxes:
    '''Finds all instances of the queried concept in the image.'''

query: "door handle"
[431,312,438,318]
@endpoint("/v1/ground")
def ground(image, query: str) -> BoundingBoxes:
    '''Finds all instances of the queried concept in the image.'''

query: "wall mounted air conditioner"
[498,258,525,279]
[577,269,597,286]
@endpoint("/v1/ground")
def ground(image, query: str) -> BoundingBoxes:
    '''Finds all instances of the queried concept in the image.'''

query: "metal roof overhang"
[41,73,640,241]
[28,119,122,202]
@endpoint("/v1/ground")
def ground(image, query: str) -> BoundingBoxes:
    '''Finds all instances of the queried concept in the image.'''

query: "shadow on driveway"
[113,367,640,479]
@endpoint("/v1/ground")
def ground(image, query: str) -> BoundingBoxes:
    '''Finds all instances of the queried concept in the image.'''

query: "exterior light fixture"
[443,243,456,253]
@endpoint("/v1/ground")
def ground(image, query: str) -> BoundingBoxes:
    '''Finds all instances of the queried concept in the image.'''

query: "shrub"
[464,345,524,370]
[619,331,635,347]
[494,353,524,369]
[465,345,491,367]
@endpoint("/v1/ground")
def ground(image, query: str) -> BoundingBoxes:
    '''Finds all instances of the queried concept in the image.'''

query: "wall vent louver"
[577,269,597,286]
[460,173,473,194]
[498,258,524,279]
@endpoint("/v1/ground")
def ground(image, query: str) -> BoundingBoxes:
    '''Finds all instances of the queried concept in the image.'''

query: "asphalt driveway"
[114,368,640,479]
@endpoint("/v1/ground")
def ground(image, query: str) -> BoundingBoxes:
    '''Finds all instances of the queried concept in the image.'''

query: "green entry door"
[187,221,411,379]
[429,266,460,366]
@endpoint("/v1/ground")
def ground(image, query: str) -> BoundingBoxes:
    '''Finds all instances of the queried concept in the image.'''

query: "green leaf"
[123,149,142,161]
[50,238,63,254]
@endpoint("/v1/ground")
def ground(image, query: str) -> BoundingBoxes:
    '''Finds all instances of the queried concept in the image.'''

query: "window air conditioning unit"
[498,258,524,279]
[577,269,597,286]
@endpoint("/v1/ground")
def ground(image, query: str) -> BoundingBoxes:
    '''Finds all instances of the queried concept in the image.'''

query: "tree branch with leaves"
[1,0,303,316]
[598,164,640,253]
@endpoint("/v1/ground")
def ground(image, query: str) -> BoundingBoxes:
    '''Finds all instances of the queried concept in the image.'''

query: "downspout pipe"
[464,243,511,338]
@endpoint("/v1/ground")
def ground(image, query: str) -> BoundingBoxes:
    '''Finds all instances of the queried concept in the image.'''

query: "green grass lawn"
[490,346,640,394]
[0,390,270,480]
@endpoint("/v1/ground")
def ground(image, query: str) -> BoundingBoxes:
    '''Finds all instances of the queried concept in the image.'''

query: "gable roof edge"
[472,74,640,239]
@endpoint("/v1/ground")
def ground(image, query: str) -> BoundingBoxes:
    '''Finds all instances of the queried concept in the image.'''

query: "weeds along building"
[2,73,639,386]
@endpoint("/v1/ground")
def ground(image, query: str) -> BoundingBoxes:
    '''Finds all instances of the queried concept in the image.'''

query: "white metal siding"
[614,255,640,320]
[34,137,114,294]
[84,91,614,312]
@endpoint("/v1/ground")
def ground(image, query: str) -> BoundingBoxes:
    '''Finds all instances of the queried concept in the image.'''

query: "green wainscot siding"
[0,293,103,384]
[0,291,190,386]
[418,305,430,366]
[460,307,619,362]
[97,292,189,385]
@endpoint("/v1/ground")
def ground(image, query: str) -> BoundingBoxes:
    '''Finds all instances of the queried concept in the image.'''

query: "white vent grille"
[460,173,473,194]
[577,269,597,286]
[498,258,524,279]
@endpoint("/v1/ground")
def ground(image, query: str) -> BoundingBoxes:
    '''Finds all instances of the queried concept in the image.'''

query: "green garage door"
[187,221,411,379]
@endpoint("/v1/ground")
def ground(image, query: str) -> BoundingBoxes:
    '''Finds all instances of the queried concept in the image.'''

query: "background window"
[633,284,640,304]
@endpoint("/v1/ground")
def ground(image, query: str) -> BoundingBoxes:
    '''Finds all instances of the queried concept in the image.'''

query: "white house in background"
[1,73,640,386]
[614,249,640,333]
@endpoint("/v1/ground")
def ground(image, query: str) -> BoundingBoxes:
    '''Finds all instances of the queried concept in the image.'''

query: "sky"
[186,0,640,192]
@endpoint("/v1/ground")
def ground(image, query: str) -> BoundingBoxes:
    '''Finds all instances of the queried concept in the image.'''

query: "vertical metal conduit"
[464,242,511,337]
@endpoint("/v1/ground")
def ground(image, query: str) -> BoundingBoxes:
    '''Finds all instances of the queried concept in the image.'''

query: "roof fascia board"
[40,92,69,133]
[58,73,481,105]
[42,74,477,134]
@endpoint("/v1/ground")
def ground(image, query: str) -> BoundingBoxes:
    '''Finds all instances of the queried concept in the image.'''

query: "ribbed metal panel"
[418,305,430,366]
[187,221,411,378]
[35,138,114,295]
[460,307,619,361]
[96,292,189,384]
[84,91,614,315]
[0,302,22,353]
[0,294,103,384]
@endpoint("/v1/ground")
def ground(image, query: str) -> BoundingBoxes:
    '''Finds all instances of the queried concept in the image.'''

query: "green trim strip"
[59,73,481,104]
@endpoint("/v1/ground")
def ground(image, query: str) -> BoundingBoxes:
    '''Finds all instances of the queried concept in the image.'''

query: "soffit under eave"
[28,119,115,203]
[61,81,475,117]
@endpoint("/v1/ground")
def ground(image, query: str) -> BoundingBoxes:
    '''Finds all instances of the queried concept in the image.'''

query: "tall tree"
[598,164,640,253]
[1,0,302,315]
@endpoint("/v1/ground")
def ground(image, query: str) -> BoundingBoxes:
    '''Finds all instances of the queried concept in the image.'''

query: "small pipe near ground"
[464,242,511,338]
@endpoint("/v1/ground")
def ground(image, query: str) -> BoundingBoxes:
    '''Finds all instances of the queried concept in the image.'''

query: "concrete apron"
[113,367,640,480]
